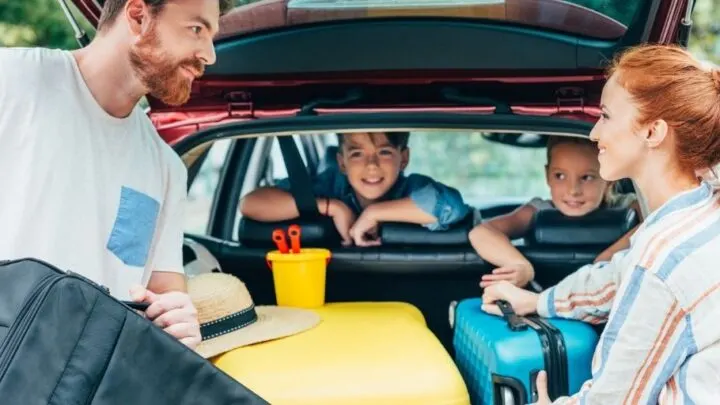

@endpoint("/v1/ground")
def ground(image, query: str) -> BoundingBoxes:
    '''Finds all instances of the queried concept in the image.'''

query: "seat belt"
[277,136,320,217]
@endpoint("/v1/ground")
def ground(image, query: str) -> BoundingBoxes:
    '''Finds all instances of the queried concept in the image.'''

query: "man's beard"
[129,25,204,106]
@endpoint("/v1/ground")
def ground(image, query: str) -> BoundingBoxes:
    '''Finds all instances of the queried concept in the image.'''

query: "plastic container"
[266,248,332,308]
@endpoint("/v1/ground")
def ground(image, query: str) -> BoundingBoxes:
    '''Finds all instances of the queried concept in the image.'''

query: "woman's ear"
[645,119,669,149]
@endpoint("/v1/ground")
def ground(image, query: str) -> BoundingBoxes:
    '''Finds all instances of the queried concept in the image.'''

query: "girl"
[470,136,640,288]
[483,44,720,404]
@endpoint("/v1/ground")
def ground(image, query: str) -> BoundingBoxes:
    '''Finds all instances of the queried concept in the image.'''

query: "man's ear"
[336,152,346,174]
[645,119,669,149]
[400,148,410,171]
[125,0,150,37]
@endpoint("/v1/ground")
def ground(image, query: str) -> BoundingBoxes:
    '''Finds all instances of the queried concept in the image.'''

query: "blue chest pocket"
[107,186,160,267]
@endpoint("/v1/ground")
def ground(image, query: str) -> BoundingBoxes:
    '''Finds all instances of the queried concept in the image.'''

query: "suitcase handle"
[496,300,528,331]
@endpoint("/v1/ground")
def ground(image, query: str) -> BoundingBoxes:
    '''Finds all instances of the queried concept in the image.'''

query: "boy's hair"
[336,131,410,151]
[545,135,618,204]
[97,0,234,32]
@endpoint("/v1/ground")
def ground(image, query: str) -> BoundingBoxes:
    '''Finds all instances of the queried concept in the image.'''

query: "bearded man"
[0,0,230,350]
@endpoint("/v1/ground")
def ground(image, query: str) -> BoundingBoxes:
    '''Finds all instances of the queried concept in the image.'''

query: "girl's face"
[546,142,609,217]
[590,74,649,182]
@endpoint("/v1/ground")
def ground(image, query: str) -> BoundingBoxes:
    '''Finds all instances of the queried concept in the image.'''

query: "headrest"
[379,215,473,246]
[237,217,342,248]
[238,213,474,248]
[527,207,639,246]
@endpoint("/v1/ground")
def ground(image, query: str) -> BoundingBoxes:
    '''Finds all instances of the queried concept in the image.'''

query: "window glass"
[185,139,233,234]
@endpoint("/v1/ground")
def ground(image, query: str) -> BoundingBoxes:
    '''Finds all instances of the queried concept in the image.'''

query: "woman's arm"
[594,200,644,263]
[546,270,685,404]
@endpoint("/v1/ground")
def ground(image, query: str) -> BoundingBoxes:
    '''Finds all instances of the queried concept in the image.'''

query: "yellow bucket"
[266,248,331,308]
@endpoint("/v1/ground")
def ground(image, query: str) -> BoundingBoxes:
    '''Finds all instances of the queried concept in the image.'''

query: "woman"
[482,44,720,404]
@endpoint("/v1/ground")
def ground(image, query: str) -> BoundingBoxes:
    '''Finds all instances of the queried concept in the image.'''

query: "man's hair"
[97,0,234,32]
[337,131,410,151]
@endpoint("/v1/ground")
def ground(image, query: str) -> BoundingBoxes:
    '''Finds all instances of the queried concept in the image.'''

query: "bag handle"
[496,300,528,331]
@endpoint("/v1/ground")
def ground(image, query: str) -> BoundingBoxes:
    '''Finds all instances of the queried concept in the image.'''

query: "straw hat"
[188,272,321,359]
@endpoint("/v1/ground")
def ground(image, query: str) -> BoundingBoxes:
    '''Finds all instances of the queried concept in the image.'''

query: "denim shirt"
[276,169,469,231]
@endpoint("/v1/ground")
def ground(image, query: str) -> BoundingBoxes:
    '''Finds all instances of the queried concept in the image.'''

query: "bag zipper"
[0,274,60,380]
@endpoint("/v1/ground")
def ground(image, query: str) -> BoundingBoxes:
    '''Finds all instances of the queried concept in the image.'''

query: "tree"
[0,0,95,49]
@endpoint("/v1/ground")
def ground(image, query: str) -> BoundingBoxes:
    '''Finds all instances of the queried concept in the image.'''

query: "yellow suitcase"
[213,302,470,405]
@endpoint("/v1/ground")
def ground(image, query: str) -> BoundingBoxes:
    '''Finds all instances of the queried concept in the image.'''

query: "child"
[470,136,641,288]
[240,131,469,246]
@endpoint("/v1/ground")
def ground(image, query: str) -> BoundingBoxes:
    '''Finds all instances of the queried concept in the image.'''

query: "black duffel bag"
[0,258,269,405]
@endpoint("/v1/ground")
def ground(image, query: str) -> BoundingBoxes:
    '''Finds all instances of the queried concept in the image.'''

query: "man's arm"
[547,269,686,404]
[130,156,201,349]
[147,271,187,294]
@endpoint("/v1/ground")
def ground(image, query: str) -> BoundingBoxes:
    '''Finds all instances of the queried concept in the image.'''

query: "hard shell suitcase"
[0,258,269,405]
[452,298,599,405]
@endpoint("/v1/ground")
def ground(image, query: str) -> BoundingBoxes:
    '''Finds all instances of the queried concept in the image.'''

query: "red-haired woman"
[482,44,720,404]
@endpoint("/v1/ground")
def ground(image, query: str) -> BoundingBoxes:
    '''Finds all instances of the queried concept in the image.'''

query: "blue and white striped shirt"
[537,181,720,404]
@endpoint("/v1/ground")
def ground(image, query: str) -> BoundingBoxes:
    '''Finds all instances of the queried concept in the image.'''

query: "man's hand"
[531,370,551,405]
[327,199,356,246]
[130,285,201,350]
[349,206,382,247]
[481,280,539,316]
[480,263,534,288]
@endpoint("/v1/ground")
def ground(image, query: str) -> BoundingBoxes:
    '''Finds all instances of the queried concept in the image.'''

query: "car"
[69,0,692,392]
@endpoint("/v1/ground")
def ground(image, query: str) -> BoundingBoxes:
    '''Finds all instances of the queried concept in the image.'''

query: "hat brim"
[195,306,321,359]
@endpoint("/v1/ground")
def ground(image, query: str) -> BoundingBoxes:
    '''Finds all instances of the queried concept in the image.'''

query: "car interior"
[179,121,641,356]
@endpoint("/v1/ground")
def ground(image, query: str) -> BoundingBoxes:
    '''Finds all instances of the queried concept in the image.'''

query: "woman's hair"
[609,44,720,172]
[545,135,617,204]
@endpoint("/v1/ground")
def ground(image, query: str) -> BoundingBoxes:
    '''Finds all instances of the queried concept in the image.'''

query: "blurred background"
[1,0,719,64]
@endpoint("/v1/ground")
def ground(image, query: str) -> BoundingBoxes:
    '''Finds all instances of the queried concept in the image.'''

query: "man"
[0,0,230,350]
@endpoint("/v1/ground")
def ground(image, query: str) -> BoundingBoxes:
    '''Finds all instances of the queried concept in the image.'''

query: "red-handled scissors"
[272,229,290,253]
[288,224,301,253]
[272,225,302,254]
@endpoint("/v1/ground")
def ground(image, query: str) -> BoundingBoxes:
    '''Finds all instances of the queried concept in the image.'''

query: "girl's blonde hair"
[545,135,618,205]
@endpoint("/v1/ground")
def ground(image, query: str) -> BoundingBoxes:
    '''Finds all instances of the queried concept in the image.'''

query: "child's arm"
[594,199,644,263]
[404,174,470,230]
[346,176,470,246]
[239,170,356,245]
[469,204,537,287]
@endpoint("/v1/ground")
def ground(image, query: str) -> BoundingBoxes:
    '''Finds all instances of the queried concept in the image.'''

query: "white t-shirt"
[0,47,186,300]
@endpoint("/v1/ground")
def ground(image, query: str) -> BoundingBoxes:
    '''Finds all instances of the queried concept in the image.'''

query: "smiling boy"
[240,131,469,246]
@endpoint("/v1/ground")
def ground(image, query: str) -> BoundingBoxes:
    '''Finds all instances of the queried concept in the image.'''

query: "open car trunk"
[65,0,689,352]
[172,112,638,352]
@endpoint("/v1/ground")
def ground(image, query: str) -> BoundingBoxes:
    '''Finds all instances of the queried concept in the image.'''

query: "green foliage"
[406,132,549,204]
[0,0,95,49]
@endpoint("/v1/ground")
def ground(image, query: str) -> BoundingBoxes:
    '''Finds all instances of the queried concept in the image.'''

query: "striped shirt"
[536,181,720,404]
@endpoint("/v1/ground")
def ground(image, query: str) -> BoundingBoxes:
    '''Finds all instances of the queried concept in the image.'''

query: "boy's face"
[546,142,608,217]
[337,132,409,206]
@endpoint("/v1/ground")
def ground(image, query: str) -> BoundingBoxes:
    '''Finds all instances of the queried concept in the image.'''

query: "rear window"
[405,131,549,208]
[222,0,643,40]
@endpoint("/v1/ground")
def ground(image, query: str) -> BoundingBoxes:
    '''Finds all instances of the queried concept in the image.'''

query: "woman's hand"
[481,280,540,316]
[530,371,551,405]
